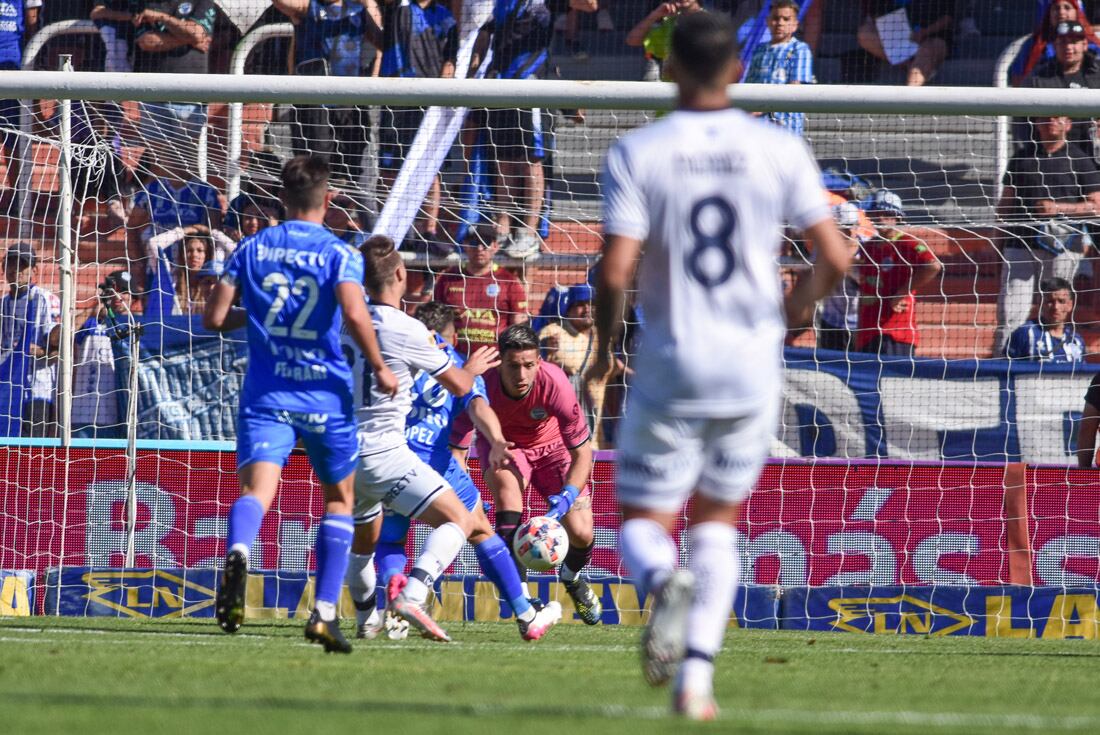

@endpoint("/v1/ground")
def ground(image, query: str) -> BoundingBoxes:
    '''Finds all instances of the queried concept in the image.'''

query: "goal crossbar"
[3,71,1100,116]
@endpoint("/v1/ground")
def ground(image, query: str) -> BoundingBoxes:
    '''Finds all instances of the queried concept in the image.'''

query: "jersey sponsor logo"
[486,283,500,297]
[530,407,548,420]
[255,244,328,269]
[178,2,192,15]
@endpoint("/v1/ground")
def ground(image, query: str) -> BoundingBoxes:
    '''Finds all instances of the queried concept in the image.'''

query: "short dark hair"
[360,235,403,293]
[498,323,539,355]
[415,301,456,333]
[280,155,329,212]
[771,0,800,13]
[1040,277,1075,298]
[670,11,739,87]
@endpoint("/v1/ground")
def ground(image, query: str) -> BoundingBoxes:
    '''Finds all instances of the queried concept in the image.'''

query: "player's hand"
[464,346,500,376]
[375,364,399,398]
[487,439,515,472]
[546,485,580,520]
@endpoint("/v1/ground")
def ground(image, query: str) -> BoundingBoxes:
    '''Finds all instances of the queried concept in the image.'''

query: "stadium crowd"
[1,0,1100,446]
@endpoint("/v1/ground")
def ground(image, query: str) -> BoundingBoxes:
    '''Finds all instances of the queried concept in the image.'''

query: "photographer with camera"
[63,270,139,439]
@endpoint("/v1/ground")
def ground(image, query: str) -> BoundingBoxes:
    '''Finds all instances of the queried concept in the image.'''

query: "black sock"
[495,510,527,581]
[561,542,593,583]
[353,591,377,612]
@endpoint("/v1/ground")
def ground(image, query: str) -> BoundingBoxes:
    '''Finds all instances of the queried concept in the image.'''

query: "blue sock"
[226,495,265,558]
[314,514,355,606]
[377,541,408,592]
[476,534,531,617]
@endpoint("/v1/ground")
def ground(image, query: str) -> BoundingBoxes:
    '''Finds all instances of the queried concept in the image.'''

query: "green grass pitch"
[2,617,1098,734]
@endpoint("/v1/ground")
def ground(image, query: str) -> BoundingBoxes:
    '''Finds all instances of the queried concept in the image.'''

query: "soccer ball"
[513,516,570,572]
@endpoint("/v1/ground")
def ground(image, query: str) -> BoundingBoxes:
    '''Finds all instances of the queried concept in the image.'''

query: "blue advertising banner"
[42,568,779,627]
[0,570,35,616]
[134,316,247,441]
[779,349,1093,464]
[781,585,1100,638]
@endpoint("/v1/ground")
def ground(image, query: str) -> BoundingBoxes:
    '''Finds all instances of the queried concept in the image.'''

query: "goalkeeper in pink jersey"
[451,323,601,624]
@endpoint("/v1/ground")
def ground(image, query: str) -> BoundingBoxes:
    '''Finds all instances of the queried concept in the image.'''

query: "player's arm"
[786,217,851,330]
[465,396,515,471]
[1078,402,1100,468]
[434,346,500,397]
[203,281,247,332]
[336,282,398,397]
[589,234,641,382]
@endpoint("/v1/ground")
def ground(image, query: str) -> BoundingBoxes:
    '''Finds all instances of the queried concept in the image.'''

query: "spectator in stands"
[70,269,136,439]
[1024,21,1100,153]
[324,193,369,248]
[1076,371,1100,466]
[552,0,612,61]
[90,1,136,73]
[856,190,942,357]
[995,114,1100,353]
[145,223,235,317]
[856,0,953,86]
[276,0,374,186]
[223,190,283,242]
[126,153,222,291]
[433,223,528,356]
[131,0,217,156]
[537,283,619,447]
[743,0,814,136]
[471,0,554,259]
[818,201,863,353]
[1012,1,1100,86]
[0,0,39,189]
[368,0,458,252]
[1005,277,1085,362]
[626,0,703,82]
[0,243,59,437]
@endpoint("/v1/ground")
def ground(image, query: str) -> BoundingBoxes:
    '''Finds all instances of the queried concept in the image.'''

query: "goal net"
[0,64,1097,634]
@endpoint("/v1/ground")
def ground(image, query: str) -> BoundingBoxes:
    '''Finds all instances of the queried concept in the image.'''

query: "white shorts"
[615,396,777,513]
[353,444,449,525]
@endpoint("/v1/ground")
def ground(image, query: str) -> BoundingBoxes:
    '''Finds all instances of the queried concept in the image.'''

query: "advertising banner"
[781,585,1100,639]
[0,570,34,616]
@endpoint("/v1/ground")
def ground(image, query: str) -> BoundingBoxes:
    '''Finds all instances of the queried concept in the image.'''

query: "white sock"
[315,600,336,622]
[404,522,466,605]
[346,552,376,626]
[685,522,739,674]
[619,518,678,599]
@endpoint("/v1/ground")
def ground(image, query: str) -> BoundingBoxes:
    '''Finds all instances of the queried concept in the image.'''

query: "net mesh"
[2,1,1100,632]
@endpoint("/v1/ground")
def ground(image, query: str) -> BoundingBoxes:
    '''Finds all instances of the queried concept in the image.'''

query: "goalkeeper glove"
[546,484,580,520]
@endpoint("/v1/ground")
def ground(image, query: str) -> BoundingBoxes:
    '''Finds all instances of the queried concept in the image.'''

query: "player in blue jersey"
[342,242,562,642]
[203,155,398,654]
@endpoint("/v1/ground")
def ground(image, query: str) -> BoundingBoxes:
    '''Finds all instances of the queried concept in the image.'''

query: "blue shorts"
[236,405,358,485]
[379,456,481,543]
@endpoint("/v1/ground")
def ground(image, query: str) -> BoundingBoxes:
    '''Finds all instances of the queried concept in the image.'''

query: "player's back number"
[687,196,737,288]
[261,272,320,340]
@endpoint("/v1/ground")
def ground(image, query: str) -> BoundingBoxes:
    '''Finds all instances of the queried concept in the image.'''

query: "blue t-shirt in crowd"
[0,0,34,68]
[294,0,369,77]
[223,220,364,414]
[134,178,221,229]
[380,0,457,79]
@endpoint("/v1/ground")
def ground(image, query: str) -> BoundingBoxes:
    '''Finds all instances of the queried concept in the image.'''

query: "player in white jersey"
[343,236,562,642]
[590,13,851,721]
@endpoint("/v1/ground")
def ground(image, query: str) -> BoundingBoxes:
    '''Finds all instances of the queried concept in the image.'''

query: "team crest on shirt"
[530,407,548,420]
[486,283,500,298]
[178,2,193,15]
